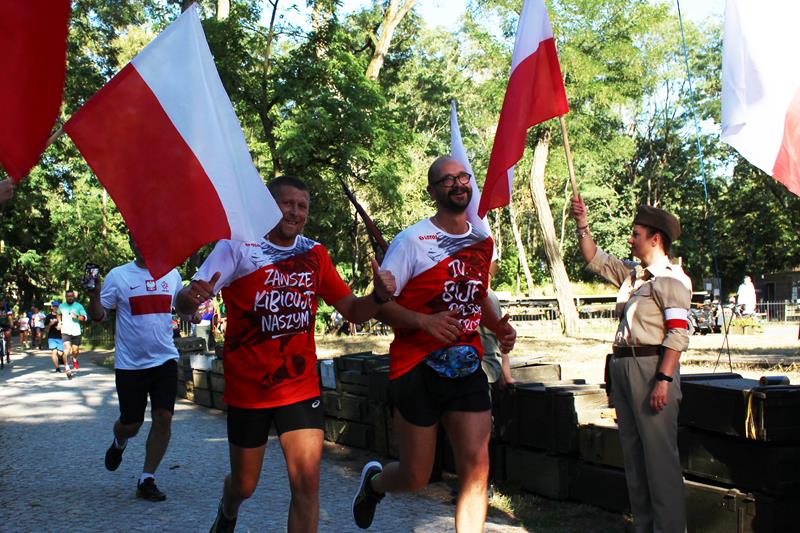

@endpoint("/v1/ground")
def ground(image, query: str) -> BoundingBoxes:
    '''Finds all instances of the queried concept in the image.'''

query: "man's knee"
[117,420,143,437]
[398,464,431,492]
[229,472,259,500]
[288,463,320,498]
[151,410,173,431]
[459,449,489,483]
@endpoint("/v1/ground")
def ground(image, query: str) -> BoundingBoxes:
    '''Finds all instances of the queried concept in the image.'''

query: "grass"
[488,484,630,532]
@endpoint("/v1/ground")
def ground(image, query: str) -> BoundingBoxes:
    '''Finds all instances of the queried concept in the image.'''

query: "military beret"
[633,205,681,241]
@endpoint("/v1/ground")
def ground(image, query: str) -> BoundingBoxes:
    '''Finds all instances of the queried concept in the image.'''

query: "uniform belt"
[612,345,661,358]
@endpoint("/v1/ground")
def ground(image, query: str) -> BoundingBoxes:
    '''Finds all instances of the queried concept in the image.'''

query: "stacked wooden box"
[175,336,206,403]
[319,352,396,456]
[492,371,611,502]
[678,373,800,532]
[174,336,225,410]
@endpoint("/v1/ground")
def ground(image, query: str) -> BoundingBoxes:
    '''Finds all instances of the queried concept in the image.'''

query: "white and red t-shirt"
[381,219,494,379]
[100,262,182,370]
[195,236,351,409]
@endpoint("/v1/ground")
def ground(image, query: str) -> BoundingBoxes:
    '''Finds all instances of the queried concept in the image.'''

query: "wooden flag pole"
[46,126,64,148]
[558,115,579,198]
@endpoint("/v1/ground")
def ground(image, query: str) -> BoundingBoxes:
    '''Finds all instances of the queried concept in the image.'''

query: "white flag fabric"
[65,5,281,278]
[450,101,493,235]
[721,0,800,196]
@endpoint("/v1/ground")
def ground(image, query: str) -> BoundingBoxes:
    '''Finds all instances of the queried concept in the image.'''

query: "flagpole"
[558,115,579,198]
[46,126,64,148]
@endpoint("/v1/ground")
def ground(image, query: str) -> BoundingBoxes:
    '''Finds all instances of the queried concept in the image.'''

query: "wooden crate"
[210,372,225,393]
[578,419,625,469]
[192,387,213,408]
[192,369,209,390]
[324,417,373,449]
[569,461,629,513]
[505,447,572,500]
[322,390,370,422]
[212,391,227,412]
[685,479,799,533]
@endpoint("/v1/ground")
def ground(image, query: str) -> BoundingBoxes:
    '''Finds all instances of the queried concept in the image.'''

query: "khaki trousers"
[610,355,685,533]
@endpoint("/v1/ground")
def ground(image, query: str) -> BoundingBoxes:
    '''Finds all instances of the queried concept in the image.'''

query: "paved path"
[0,347,528,533]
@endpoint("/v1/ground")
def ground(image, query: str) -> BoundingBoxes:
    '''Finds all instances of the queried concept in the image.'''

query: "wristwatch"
[655,372,673,382]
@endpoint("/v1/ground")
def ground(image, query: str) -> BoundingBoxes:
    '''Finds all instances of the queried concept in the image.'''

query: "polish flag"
[449,101,494,240]
[721,0,800,197]
[477,0,569,218]
[0,0,71,182]
[64,5,281,279]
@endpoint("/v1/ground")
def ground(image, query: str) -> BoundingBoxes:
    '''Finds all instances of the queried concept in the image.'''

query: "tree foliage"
[1,0,798,311]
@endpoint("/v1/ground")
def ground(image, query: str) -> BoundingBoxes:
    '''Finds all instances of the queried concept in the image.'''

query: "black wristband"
[656,372,673,382]
[371,291,392,305]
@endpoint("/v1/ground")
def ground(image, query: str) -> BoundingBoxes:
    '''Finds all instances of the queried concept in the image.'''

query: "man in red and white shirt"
[352,157,516,532]
[177,176,395,533]
[87,237,188,502]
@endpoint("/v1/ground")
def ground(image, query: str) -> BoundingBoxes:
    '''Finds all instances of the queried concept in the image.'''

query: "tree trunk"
[508,203,535,296]
[311,0,335,32]
[528,131,580,336]
[365,0,417,81]
[257,0,280,175]
[216,0,229,19]
[492,210,502,261]
[102,189,107,238]
[263,1,279,82]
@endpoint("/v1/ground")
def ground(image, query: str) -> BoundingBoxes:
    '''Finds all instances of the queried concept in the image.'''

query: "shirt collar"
[644,255,672,278]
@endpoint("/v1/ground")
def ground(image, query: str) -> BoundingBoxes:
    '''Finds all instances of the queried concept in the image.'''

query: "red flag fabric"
[64,5,281,279]
[0,0,71,182]
[477,0,568,217]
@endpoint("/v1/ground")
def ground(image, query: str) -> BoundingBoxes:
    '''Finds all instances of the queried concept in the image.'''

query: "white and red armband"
[664,307,689,330]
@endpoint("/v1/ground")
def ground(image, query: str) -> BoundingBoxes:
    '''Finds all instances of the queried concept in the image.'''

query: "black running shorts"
[115,359,178,424]
[389,361,491,427]
[61,333,82,346]
[227,396,324,448]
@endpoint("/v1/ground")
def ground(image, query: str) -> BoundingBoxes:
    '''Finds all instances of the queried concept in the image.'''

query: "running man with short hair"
[352,156,516,532]
[88,238,191,501]
[59,290,87,371]
[177,175,396,533]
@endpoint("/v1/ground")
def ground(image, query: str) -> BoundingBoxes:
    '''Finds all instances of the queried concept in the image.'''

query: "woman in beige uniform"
[571,197,691,533]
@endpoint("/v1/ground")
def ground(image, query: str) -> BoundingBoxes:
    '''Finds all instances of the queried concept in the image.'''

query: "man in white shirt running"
[87,237,193,502]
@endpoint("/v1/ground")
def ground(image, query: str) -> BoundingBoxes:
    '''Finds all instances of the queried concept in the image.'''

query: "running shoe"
[352,461,384,529]
[209,498,237,533]
[136,478,166,501]
[104,441,124,471]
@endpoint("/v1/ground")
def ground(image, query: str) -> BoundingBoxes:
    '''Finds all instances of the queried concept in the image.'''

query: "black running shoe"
[209,498,237,533]
[352,461,384,529]
[136,478,167,501]
[105,441,124,471]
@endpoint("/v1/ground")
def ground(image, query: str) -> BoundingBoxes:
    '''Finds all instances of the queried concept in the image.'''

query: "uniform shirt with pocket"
[587,249,692,353]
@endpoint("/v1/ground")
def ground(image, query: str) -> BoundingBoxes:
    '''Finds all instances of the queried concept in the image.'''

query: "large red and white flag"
[65,5,281,279]
[0,0,71,182]
[477,0,568,218]
[721,0,800,197]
